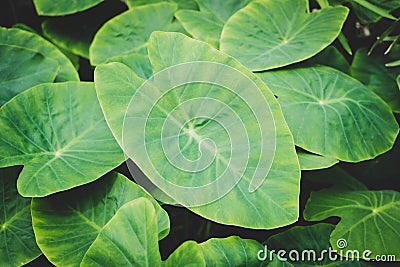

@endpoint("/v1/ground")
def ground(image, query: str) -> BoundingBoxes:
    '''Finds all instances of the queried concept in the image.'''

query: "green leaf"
[32,173,169,267]
[126,0,198,10]
[41,1,125,59]
[257,66,399,162]
[304,189,400,260]
[0,82,124,197]
[33,0,104,16]
[266,223,371,266]
[198,236,288,266]
[105,53,153,79]
[297,150,339,171]
[0,45,58,106]
[81,198,162,267]
[351,48,400,113]
[0,167,41,267]
[350,0,397,21]
[90,3,181,65]
[96,31,300,229]
[220,0,349,71]
[303,46,350,74]
[0,27,79,82]
[163,241,205,267]
[175,0,251,48]
[165,236,291,266]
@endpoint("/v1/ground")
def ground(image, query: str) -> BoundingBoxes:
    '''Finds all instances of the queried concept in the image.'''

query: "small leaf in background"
[257,66,399,162]
[220,0,349,71]
[0,82,124,197]
[33,0,104,16]
[297,149,339,171]
[175,0,251,48]
[0,44,58,106]
[266,223,371,266]
[41,1,126,59]
[351,47,400,113]
[303,166,368,191]
[32,173,170,267]
[126,0,198,10]
[0,27,79,82]
[90,2,182,65]
[0,166,41,267]
[304,189,400,260]
[302,46,350,74]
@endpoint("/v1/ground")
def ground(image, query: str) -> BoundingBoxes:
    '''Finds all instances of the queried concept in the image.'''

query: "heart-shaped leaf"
[95,31,300,229]
[220,0,349,71]
[257,66,399,162]
[351,48,400,113]
[33,0,104,16]
[81,198,162,266]
[32,173,169,267]
[304,189,400,260]
[266,223,371,266]
[0,44,58,106]
[0,167,41,267]
[0,82,124,197]
[175,0,251,48]
[0,27,79,82]
[90,3,182,65]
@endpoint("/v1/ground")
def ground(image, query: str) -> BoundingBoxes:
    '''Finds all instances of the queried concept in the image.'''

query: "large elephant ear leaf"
[95,31,300,229]
[33,0,104,16]
[0,167,41,267]
[163,241,205,267]
[0,45,58,106]
[32,173,169,267]
[304,189,400,260]
[266,223,371,266]
[90,2,180,65]
[81,198,162,267]
[0,27,79,82]
[220,0,349,71]
[257,66,399,162]
[0,82,124,197]
[175,0,251,48]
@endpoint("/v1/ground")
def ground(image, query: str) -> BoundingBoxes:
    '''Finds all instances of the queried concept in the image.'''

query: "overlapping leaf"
[220,0,348,71]
[0,45,58,106]
[126,0,198,10]
[297,150,338,171]
[257,66,399,162]
[0,167,41,267]
[32,173,169,267]
[0,27,79,82]
[0,82,124,197]
[304,190,400,260]
[90,3,183,65]
[33,0,104,16]
[351,48,400,113]
[175,0,251,47]
[95,31,300,229]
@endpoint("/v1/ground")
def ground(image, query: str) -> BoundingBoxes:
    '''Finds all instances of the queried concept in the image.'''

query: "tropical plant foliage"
[0,0,399,266]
